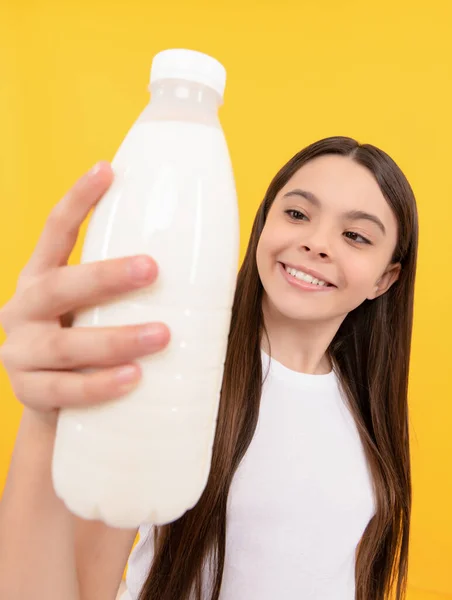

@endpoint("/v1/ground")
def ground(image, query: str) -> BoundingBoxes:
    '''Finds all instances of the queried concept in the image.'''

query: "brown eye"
[285,210,308,221]
[344,231,372,245]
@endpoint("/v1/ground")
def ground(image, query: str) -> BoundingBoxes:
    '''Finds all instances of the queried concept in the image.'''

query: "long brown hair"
[139,136,418,600]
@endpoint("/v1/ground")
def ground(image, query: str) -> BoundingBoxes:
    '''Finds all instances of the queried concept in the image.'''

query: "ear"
[367,262,401,300]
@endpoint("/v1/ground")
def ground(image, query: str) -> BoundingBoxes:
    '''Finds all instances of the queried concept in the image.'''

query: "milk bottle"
[52,49,239,528]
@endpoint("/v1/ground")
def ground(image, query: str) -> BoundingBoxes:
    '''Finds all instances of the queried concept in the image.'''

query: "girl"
[0,136,418,600]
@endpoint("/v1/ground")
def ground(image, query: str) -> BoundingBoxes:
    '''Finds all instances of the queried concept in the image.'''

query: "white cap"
[150,49,227,98]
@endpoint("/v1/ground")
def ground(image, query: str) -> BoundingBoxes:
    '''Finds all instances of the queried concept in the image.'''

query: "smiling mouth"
[280,263,336,288]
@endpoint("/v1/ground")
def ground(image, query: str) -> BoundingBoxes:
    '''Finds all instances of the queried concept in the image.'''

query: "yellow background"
[1,1,451,598]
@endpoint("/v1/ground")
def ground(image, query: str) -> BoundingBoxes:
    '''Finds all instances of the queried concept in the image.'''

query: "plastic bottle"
[52,49,239,528]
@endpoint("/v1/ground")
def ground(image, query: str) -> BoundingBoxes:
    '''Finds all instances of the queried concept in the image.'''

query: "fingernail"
[89,162,103,177]
[129,256,154,281]
[115,365,139,384]
[139,323,168,348]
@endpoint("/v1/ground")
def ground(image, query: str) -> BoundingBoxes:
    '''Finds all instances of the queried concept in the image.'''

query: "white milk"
[52,50,239,528]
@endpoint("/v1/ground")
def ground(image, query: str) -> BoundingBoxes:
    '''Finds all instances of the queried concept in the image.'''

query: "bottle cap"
[150,49,227,98]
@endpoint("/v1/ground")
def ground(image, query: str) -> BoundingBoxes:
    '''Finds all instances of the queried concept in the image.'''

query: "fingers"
[15,255,158,322]
[4,321,170,371]
[24,162,114,276]
[12,364,143,411]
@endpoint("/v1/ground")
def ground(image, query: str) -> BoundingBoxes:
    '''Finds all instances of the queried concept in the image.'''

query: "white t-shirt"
[123,351,376,600]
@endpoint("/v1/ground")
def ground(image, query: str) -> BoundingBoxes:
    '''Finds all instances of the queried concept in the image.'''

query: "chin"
[263,290,333,323]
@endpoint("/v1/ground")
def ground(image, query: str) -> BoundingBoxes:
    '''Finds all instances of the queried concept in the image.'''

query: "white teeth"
[285,265,330,287]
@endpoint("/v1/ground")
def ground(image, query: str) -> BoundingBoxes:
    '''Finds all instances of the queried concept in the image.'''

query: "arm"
[74,516,137,600]
[0,410,79,600]
[0,410,137,600]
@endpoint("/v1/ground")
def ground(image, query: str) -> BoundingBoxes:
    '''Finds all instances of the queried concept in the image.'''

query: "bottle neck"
[140,79,222,126]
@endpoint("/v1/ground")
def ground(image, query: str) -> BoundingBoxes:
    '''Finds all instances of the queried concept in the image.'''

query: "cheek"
[343,257,379,295]
[257,221,291,262]
[256,232,283,291]
[255,235,269,280]
[256,229,277,268]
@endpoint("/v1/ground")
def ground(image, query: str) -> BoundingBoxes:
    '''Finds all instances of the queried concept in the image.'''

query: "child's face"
[256,154,401,324]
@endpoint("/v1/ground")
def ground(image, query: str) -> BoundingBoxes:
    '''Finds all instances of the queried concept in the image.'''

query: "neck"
[261,294,346,375]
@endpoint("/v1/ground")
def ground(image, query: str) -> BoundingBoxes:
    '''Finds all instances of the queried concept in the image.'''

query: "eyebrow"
[283,189,387,235]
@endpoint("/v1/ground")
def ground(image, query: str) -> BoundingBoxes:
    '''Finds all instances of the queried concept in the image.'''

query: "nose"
[299,228,331,260]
